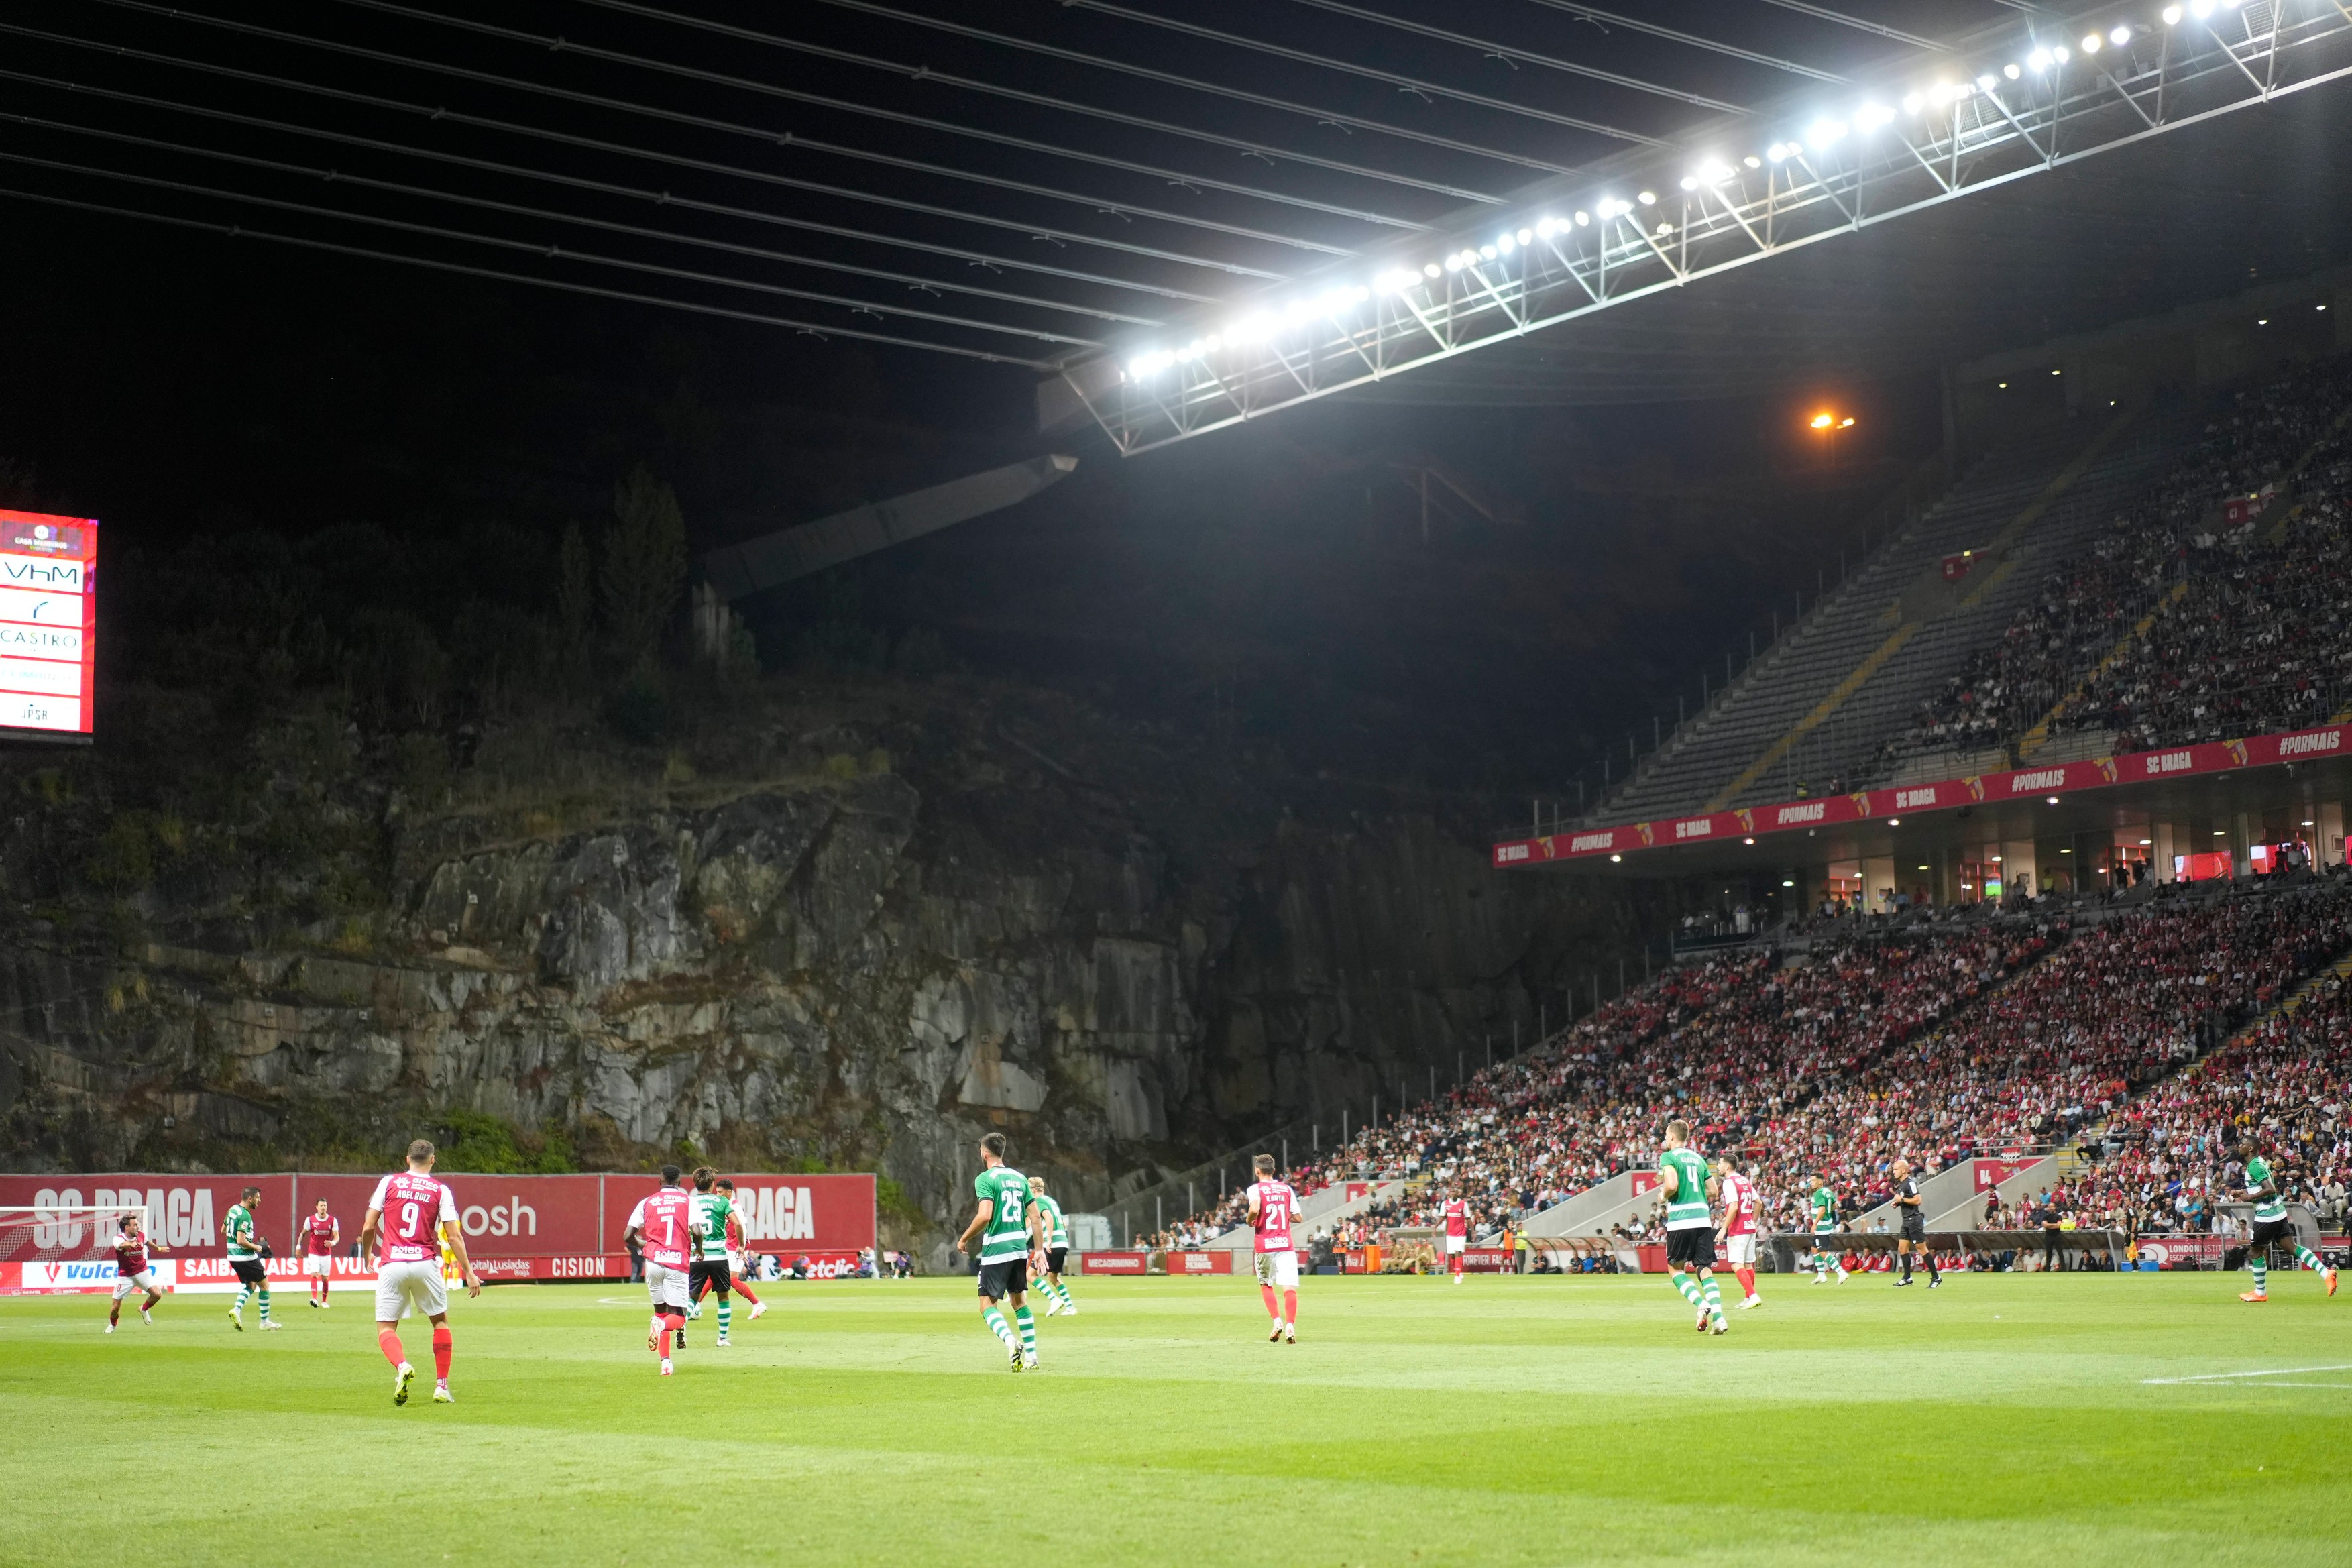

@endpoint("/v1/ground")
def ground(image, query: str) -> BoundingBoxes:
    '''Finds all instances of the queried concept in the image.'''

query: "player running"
[223,1186,279,1333]
[105,1212,167,1333]
[2237,1141,2338,1302]
[1658,1121,1726,1335]
[1807,1173,1850,1284]
[687,1168,738,1347]
[1713,1156,1763,1309]
[1029,1176,1076,1317]
[360,1139,482,1406]
[1245,1154,1300,1343]
[700,1180,768,1323]
[301,1198,339,1308]
[1891,1158,1941,1290]
[1441,1194,1470,1284]
[954,1133,1046,1371]
[624,1165,695,1375]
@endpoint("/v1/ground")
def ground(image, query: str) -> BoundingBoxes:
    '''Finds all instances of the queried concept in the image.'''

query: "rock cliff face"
[0,675,1634,1257]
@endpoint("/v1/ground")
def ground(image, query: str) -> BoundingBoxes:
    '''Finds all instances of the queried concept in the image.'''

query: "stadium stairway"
[1598,408,2174,822]
[2011,581,2190,762]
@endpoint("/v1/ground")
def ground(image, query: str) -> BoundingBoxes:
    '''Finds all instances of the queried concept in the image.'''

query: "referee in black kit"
[1892,1158,1941,1289]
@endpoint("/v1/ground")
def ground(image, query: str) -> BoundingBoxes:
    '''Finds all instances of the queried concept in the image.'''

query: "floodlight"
[2110,24,2131,44]
[1479,244,1497,260]
[1902,92,1925,112]
[1807,119,1847,146]
[1838,417,1854,428]
[1637,190,1657,205]
[1976,74,1997,91]
[1202,333,1222,351]
[1856,103,1893,130]
[1516,228,1533,244]
[1610,854,1622,862]
[2027,48,2052,70]
[1681,175,1699,191]
[1809,412,1834,429]
[1536,217,1558,237]
[1422,262,1441,278]
[1744,155,1762,168]
[1175,345,1196,363]
[1444,254,1463,272]
[1767,142,1789,160]
[2054,44,2071,62]
[2192,0,2215,14]
[1782,879,1795,887]
[2162,4,2183,21]
[2004,63,2021,79]
[1575,210,1590,225]
[1655,222,1673,236]
[2257,317,2269,325]
[1929,82,1957,105]
[1497,233,1516,254]
[2081,32,2101,51]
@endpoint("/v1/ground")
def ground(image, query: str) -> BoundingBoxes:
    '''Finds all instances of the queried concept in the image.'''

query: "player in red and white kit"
[105,1212,167,1333]
[692,1178,767,1321]
[624,1164,694,1376]
[1713,1155,1763,1310]
[1441,1196,1470,1284]
[300,1198,339,1308]
[359,1138,481,1406]
[1245,1154,1300,1344]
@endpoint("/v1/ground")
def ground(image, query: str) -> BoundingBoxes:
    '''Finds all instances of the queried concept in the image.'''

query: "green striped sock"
[983,1306,1013,1345]
[1055,1281,1075,1310]
[2296,1245,2323,1272]
[1701,1277,1723,1317]
[1014,1306,1035,1353]
[235,1285,252,1314]
[717,1297,730,1336]
[1671,1272,1703,1308]
[256,1288,270,1323]
[2251,1259,2268,1294]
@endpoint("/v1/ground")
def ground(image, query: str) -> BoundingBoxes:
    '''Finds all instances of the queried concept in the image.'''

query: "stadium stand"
[1872,353,2352,775]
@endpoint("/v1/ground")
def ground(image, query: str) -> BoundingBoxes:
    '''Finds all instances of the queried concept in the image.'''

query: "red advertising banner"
[594,1174,875,1256]
[0,508,98,739]
[1076,1251,1149,1275]
[1164,1250,1235,1275]
[1494,722,2352,870]
[1461,1247,1513,1272]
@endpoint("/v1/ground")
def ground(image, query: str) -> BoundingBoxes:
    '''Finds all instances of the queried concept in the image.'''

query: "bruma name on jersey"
[1248,1179,1299,1253]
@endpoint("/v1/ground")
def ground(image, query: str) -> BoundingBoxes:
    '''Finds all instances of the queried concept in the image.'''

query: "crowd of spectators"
[1162,871,2352,1260]
[1871,354,2352,776]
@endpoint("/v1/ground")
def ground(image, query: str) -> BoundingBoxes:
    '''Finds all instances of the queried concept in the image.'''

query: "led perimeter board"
[0,509,97,743]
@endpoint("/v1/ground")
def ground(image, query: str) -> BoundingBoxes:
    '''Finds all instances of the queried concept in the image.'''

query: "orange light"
[1838,416,1855,428]
[1809,412,1834,429]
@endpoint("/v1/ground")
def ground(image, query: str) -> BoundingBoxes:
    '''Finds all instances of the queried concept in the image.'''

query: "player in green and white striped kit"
[954,1132,1047,1371]
[2236,1142,2338,1303]
[224,1186,280,1332]
[1807,1174,1849,1284]
[1657,1121,1726,1335]
[1029,1176,1076,1317]
[687,1169,738,1347]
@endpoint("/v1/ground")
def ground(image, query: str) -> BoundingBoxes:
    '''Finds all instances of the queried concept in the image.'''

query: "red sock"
[1736,1266,1756,1298]
[662,1311,685,1353]
[109,1303,121,1326]
[378,1326,406,1368]
[319,1279,329,1301]
[431,1324,453,1380]
[731,1278,761,1306]
[1259,1284,1280,1321]
[1282,1288,1298,1324]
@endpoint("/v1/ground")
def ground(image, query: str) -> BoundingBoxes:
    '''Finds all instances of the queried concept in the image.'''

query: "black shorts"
[976,1257,1029,1300]
[230,1259,268,1286]
[690,1258,733,1297]
[1044,1247,1068,1275]
[1900,1215,1927,1241]
[2251,1218,2295,1251]
[1665,1229,1716,1270]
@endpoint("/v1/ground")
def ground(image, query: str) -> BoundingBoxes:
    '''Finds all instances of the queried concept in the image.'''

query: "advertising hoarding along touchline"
[0,508,97,743]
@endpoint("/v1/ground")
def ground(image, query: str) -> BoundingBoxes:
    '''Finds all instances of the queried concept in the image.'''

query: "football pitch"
[2,1273,2347,1567]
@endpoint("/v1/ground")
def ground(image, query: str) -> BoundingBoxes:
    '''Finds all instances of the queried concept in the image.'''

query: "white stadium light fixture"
[2004,62,2022,79]
[1929,82,1957,105]
[1575,210,1590,225]
[1807,119,1847,146]
[1443,254,1463,271]
[1479,244,1498,260]
[1637,190,1658,205]
[1681,175,1700,191]
[2162,4,2183,22]
[1856,103,1893,130]
[1536,217,1557,237]
[1902,92,1925,112]
[1767,142,1789,160]
[1497,233,1516,253]
[2192,0,2215,15]
[1977,74,1998,91]
[1744,154,1762,168]
[2054,44,2071,62]
[1655,222,1673,236]
[2081,32,2101,52]
[2110,25,2132,44]
[1422,262,1440,278]
[1516,228,1533,244]
[2027,48,2052,70]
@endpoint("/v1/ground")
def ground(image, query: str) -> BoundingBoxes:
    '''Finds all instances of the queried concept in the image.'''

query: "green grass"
[3,1272,2349,1567]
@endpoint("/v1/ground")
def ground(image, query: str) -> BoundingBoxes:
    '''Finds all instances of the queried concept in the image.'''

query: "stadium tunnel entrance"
[1519,750,2352,936]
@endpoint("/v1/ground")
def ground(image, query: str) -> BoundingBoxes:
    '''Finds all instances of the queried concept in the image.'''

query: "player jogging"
[1245,1154,1301,1343]
[1658,1121,1726,1335]
[301,1199,339,1308]
[624,1165,695,1375]
[105,1212,167,1333]
[954,1132,1046,1371]
[359,1139,481,1406]
[1713,1156,1762,1309]
[1441,1195,1469,1284]
[1807,1174,1849,1284]
[1891,1158,1941,1289]
[687,1168,738,1347]
[699,1180,767,1322]
[2237,1141,2338,1302]
[1029,1176,1076,1317]
[223,1186,278,1332]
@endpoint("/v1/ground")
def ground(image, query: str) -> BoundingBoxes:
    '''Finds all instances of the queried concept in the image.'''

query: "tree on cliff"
[600,467,687,674]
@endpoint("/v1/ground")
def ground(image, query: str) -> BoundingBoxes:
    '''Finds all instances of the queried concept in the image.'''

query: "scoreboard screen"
[0,509,97,742]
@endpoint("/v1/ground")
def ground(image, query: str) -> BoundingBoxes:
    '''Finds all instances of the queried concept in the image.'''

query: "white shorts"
[1253,1250,1299,1289]
[111,1270,156,1300]
[302,1255,334,1278]
[645,1260,690,1311]
[374,1259,449,1323]
[1444,1235,1467,1256]
[1724,1233,1756,1266]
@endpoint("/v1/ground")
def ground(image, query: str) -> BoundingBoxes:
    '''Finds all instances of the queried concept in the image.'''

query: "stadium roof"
[4,1,2347,433]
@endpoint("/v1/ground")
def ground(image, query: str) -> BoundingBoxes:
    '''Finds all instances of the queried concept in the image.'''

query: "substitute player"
[223,1186,278,1333]
[1807,1173,1850,1284]
[105,1212,167,1333]
[1713,1156,1763,1309]
[1658,1122,1725,1334]
[1441,1194,1469,1284]
[687,1168,738,1347]
[954,1133,1046,1371]
[1245,1154,1300,1343]
[359,1139,480,1406]
[705,1180,767,1322]
[624,1165,695,1375]
[1891,1158,1940,1289]
[1029,1175,1076,1317]
[2238,1141,2338,1302]
[300,1198,339,1308]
